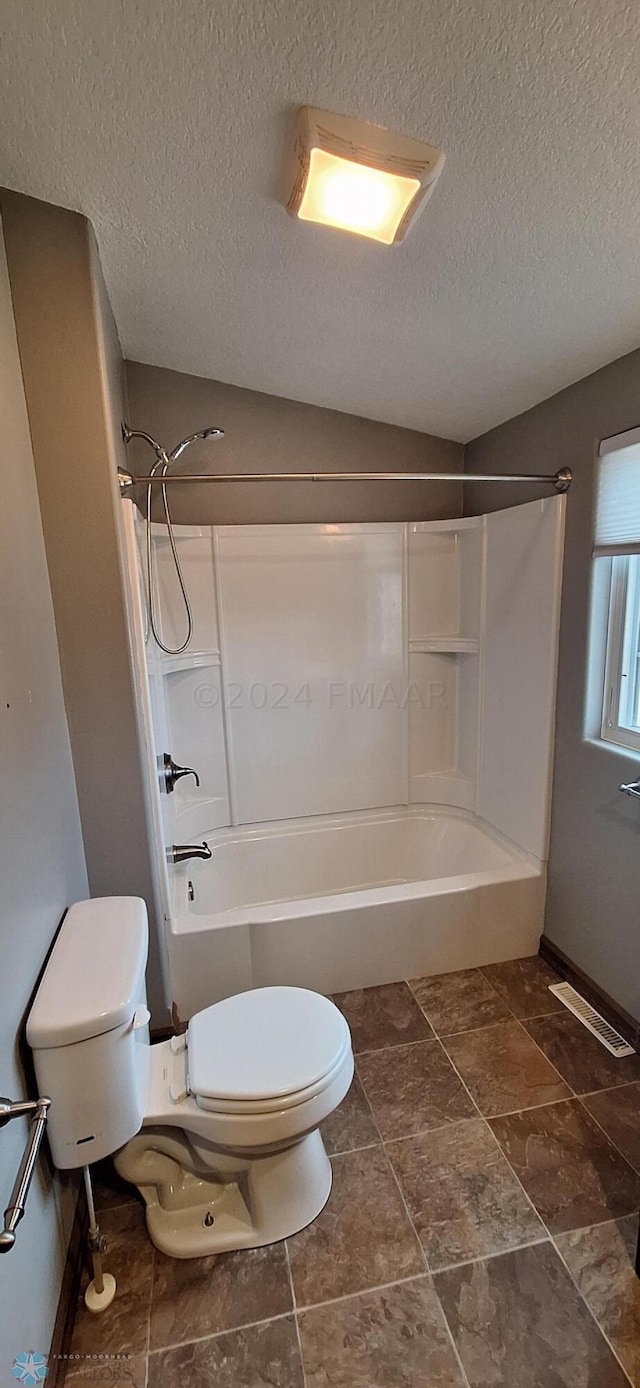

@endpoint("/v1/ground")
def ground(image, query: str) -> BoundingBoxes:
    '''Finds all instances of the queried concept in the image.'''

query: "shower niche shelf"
[407,518,482,812]
[411,768,476,811]
[409,637,480,654]
[160,649,222,675]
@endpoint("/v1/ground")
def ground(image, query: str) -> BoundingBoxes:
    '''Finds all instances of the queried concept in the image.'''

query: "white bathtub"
[166,807,545,1021]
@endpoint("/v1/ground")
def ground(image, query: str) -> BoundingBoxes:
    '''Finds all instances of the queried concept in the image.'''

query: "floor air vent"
[548,982,636,1057]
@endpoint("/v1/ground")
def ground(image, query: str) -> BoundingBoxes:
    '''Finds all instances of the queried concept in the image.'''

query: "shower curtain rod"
[117,466,572,494]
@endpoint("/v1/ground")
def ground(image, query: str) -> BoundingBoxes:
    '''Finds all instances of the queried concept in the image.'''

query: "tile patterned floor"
[62,956,640,1387]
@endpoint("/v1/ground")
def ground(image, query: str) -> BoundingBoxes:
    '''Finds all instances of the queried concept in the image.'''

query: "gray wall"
[464,349,640,1020]
[0,219,88,1358]
[1,192,168,1021]
[125,362,463,526]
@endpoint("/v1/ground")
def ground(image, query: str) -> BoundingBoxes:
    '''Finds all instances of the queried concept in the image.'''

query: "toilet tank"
[27,897,150,1169]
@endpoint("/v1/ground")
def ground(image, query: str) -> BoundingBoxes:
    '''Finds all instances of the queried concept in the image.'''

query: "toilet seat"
[187,986,350,1114]
[192,1039,352,1115]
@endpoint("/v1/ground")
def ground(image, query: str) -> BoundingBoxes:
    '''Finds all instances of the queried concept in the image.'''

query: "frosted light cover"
[297,148,420,245]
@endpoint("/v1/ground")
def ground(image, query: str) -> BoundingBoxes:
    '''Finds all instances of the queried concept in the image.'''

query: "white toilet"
[27,896,353,1258]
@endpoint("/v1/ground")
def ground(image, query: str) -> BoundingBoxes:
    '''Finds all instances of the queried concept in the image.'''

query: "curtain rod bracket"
[118,467,136,495]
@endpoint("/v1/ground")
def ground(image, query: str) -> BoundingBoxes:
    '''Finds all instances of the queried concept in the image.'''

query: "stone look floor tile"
[443,1020,571,1116]
[287,1145,424,1306]
[63,1353,147,1388]
[321,1073,379,1154]
[332,982,434,1053]
[525,1012,640,1095]
[298,1276,467,1387]
[490,1099,640,1234]
[63,963,640,1388]
[410,969,511,1036]
[149,1316,304,1388]
[434,1240,629,1387]
[582,1083,640,1172]
[69,1204,154,1357]
[556,1215,640,1384]
[480,956,563,1019]
[358,1040,476,1140]
[149,1242,293,1350]
[387,1118,543,1270]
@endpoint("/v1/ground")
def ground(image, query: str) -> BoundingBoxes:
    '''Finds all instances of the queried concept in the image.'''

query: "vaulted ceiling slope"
[1,0,639,441]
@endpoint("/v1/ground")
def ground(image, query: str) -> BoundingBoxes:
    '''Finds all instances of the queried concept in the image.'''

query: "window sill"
[584,735,640,765]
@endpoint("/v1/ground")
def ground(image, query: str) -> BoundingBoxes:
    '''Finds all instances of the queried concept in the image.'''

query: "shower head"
[170,427,225,462]
[121,422,224,468]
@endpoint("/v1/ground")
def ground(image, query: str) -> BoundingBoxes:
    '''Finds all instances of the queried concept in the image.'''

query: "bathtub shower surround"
[121,499,565,1019]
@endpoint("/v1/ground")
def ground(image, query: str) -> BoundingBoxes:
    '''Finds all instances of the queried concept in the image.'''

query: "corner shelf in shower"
[410,768,476,810]
[160,649,222,675]
[409,636,480,654]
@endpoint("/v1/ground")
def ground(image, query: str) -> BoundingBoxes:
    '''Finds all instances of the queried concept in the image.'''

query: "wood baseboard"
[47,1186,87,1387]
[540,935,639,1048]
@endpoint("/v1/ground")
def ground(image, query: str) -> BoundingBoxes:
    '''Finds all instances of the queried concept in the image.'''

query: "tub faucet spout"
[167,842,212,865]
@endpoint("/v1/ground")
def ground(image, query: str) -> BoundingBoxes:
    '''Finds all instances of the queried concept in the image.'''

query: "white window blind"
[594,428,640,556]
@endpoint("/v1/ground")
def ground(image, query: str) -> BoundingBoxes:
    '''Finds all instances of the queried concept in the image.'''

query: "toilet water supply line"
[82,1164,117,1313]
[120,422,572,656]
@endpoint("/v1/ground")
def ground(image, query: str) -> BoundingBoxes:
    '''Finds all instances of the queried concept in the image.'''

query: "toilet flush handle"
[131,1006,151,1031]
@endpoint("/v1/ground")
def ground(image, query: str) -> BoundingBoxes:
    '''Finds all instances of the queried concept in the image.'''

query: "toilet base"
[114,1127,332,1258]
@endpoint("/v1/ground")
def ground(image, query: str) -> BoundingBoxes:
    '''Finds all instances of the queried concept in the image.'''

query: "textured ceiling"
[1,0,639,441]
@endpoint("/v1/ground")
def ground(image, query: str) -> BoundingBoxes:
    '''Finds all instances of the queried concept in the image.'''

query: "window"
[594,428,640,755]
[602,554,640,752]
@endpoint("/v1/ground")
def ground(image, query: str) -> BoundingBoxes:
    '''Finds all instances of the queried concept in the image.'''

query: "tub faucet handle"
[162,753,200,794]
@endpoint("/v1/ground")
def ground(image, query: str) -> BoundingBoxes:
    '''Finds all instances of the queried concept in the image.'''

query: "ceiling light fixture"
[287,106,445,246]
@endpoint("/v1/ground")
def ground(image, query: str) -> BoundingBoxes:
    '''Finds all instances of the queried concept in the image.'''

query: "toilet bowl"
[114,984,353,1256]
[26,897,353,1259]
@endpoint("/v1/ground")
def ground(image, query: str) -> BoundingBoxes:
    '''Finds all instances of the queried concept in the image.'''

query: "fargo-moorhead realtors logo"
[11,1355,48,1386]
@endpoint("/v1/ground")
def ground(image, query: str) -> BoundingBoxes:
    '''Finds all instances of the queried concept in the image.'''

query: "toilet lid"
[187,987,351,1102]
